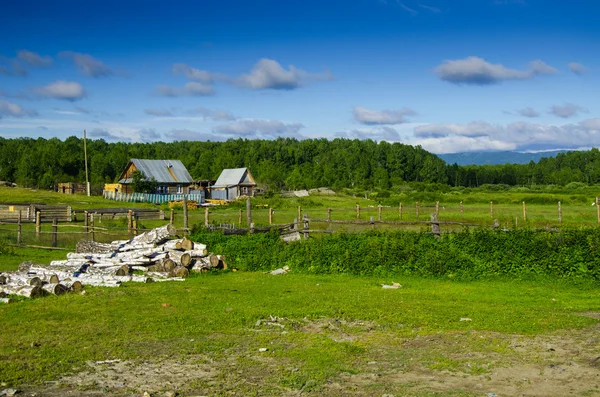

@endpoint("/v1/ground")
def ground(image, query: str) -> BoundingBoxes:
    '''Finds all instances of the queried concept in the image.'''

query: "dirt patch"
[25,357,218,397]
[15,321,600,397]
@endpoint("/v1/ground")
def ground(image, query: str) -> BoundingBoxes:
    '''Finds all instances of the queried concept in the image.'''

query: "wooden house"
[210,168,257,201]
[117,159,194,194]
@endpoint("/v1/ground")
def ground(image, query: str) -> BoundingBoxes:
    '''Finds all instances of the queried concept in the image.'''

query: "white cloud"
[550,103,585,118]
[237,58,333,90]
[172,63,217,82]
[0,100,38,118]
[89,127,160,142]
[34,81,86,101]
[409,119,600,153]
[412,135,516,154]
[516,107,540,118]
[213,119,305,138]
[156,81,215,97]
[164,129,224,142]
[336,126,402,141]
[415,121,498,138]
[434,56,557,85]
[568,62,588,75]
[186,107,236,121]
[353,106,416,125]
[144,108,175,117]
[17,50,53,67]
[60,52,114,77]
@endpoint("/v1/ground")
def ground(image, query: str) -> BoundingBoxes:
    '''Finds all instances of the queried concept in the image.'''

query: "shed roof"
[119,159,194,184]
[213,168,256,187]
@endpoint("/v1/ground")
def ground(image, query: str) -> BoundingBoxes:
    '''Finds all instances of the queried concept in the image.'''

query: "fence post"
[90,214,95,242]
[460,201,463,216]
[67,206,72,222]
[183,196,189,231]
[17,210,22,246]
[356,204,360,220]
[327,208,331,222]
[35,210,41,236]
[133,214,138,236]
[370,216,375,229]
[435,201,439,216]
[490,201,494,218]
[52,218,58,247]
[416,201,419,217]
[297,206,301,222]
[204,207,209,227]
[430,212,440,239]
[399,202,403,219]
[558,201,562,224]
[522,201,527,221]
[493,219,499,230]
[247,197,252,226]
[303,214,309,240]
[239,209,243,226]
[84,210,89,234]
[378,204,382,221]
[170,208,174,225]
[127,210,133,232]
[269,208,273,225]
[250,222,255,234]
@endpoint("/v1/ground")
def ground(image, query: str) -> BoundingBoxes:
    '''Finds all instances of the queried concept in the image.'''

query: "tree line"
[0,136,597,190]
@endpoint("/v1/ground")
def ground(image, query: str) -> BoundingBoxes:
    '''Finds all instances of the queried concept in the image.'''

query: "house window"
[242,187,248,194]
[177,185,183,194]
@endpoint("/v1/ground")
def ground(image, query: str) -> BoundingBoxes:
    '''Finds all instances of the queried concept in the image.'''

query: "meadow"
[0,272,599,396]
[1,185,600,395]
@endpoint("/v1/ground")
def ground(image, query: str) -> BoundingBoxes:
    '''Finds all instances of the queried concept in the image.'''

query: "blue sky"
[1,0,599,153]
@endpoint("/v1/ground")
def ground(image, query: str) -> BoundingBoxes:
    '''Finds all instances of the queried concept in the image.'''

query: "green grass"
[0,272,598,392]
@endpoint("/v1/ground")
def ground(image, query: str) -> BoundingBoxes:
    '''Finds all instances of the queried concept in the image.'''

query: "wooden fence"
[0,204,72,223]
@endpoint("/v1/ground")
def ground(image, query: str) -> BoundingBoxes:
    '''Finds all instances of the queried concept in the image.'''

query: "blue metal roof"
[119,159,193,184]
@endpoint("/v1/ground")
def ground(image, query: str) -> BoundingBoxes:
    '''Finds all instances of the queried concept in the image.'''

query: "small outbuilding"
[210,168,257,201]
[117,159,194,194]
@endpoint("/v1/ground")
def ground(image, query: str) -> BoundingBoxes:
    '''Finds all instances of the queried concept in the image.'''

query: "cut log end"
[115,265,131,276]
[169,266,190,278]
[181,237,194,251]
[163,259,176,272]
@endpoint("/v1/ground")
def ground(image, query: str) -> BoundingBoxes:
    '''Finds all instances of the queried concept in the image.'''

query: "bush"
[190,228,600,281]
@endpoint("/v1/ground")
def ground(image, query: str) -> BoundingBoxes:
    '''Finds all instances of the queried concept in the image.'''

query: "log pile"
[0,224,227,302]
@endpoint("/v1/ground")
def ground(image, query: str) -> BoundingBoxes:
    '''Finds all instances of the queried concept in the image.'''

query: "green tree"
[131,171,158,193]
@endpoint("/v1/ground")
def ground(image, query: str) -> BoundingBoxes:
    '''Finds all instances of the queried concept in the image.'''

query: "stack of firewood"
[0,224,227,302]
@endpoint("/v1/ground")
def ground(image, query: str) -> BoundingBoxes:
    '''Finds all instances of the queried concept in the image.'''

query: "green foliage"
[0,136,446,189]
[191,228,600,280]
[131,170,158,193]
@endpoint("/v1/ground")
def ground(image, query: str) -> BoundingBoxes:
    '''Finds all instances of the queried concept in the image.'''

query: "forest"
[0,136,599,191]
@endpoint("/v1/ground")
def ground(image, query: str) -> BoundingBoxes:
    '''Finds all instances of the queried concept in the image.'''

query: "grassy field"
[1,187,600,395]
[0,272,599,396]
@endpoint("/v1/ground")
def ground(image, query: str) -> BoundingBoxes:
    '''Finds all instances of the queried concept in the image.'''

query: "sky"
[1,0,599,154]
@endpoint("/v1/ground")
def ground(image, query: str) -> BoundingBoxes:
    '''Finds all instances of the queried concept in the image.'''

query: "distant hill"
[439,150,570,166]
